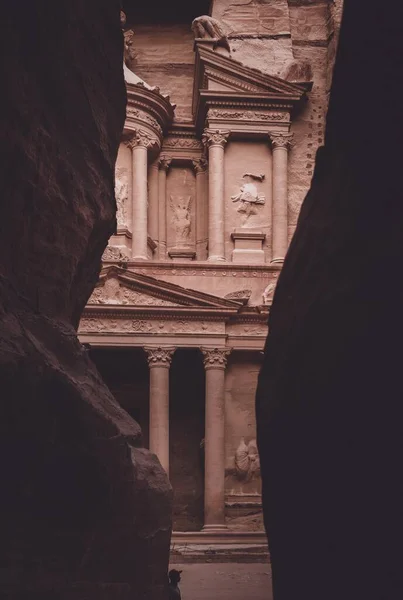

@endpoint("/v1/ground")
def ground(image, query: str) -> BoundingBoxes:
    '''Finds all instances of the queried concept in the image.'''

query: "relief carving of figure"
[231,173,266,226]
[115,168,129,228]
[262,281,277,305]
[191,15,231,52]
[234,438,260,482]
[170,195,192,245]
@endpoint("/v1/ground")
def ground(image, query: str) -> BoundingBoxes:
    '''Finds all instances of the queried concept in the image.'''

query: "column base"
[202,524,228,532]
[132,255,148,261]
[207,255,226,262]
[270,257,285,265]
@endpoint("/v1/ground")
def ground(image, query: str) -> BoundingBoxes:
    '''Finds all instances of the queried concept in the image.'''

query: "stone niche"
[166,165,197,261]
[224,140,272,263]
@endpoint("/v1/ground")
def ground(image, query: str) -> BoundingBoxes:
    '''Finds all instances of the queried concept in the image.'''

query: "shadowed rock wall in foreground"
[256,1,403,599]
[0,2,171,599]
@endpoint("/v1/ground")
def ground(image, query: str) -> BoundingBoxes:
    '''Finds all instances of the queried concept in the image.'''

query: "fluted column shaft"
[158,156,172,260]
[192,158,208,260]
[145,346,175,476]
[269,132,293,263]
[127,130,158,261]
[202,130,229,262]
[201,347,231,530]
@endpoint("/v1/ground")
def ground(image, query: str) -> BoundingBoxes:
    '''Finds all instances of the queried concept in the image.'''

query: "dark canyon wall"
[256,1,403,599]
[0,2,171,599]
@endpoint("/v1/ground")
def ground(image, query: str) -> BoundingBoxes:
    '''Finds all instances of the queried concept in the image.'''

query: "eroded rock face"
[256,1,403,599]
[0,2,171,598]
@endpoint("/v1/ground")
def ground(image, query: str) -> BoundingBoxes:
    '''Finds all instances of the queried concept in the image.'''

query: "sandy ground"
[171,563,273,600]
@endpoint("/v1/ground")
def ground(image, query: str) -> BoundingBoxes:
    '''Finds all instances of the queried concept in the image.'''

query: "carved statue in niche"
[115,167,129,228]
[234,438,260,482]
[231,173,266,226]
[191,15,231,52]
[169,195,192,245]
[120,10,137,68]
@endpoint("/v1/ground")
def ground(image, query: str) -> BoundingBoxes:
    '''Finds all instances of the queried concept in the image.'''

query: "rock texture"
[0,2,171,599]
[256,1,403,599]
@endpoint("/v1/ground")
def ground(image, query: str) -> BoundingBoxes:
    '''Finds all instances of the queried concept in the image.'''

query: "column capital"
[158,154,172,172]
[202,129,230,149]
[269,132,294,150]
[126,129,159,151]
[192,157,208,174]
[145,346,175,368]
[201,347,231,370]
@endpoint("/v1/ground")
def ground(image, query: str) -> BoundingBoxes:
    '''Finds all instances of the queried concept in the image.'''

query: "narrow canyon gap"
[0,2,172,599]
[256,1,403,599]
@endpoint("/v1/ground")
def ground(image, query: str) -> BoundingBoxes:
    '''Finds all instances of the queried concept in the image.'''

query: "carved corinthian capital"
[201,347,231,370]
[126,129,159,151]
[202,129,230,150]
[192,158,208,174]
[269,132,294,150]
[145,346,175,368]
[158,155,172,171]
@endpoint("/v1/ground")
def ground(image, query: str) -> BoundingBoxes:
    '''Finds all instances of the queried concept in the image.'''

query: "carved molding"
[269,132,294,150]
[202,129,230,149]
[126,129,159,150]
[208,109,288,122]
[201,347,231,370]
[192,158,208,174]
[144,346,175,368]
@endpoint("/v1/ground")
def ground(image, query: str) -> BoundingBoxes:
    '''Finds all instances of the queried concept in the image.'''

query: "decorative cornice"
[207,108,288,122]
[269,132,294,150]
[144,346,175,368]
[201,347,231,370]
[158,155,172,171]
[202,129,230,149]
[192,158,208,174]
[126,129,159,150]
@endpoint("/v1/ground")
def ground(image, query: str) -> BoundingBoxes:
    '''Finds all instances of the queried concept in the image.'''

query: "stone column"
[145,346,175,476]
[192,158,208,260]
[127,129,158,261]
[269,132,293,263]
[202,129,230,262]
[201,347,231,531]
[158,155,172,260]
[148,159,159,247]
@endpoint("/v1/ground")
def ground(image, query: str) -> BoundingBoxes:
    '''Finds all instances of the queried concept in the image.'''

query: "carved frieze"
[88,278,179,307]
[163,137,203,149]
[126,107,162,136]
[78,318,225,335]
[208,109,288,122]
[227,323,268,336]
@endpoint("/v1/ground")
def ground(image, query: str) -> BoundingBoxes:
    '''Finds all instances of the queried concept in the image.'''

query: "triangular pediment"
[193,44,306,132]
[194,44,306,97]
[87,266,242,311]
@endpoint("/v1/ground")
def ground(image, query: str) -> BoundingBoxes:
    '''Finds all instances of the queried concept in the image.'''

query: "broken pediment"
[87,266,243,311]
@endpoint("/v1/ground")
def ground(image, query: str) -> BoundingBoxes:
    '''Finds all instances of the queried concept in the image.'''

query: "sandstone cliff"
[0,2,171,599]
